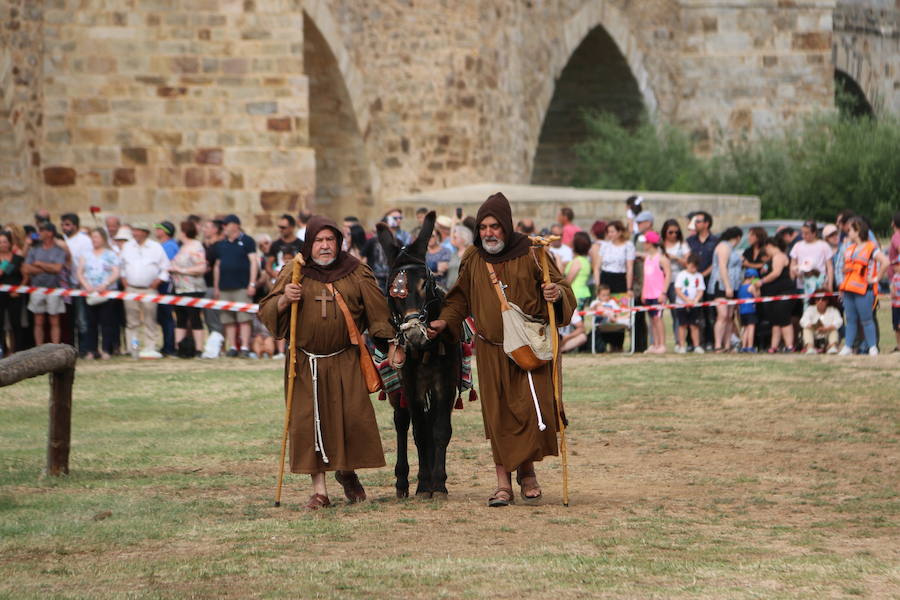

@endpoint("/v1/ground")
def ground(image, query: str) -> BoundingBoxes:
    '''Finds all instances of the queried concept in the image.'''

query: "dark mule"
[377,212,461,499]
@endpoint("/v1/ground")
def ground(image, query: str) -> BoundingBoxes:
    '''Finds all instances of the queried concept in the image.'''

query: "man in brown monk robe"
[259,216,402,510]
[428,193,576,507]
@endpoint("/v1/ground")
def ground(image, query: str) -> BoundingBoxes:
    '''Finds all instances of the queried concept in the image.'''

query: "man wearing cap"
[210,214,258,358]
[154,221,180,357]
[435,215,454,253]
[259,215,399,510]
[22,222,68,345]
[120,223,170,359]
[428,192,576,507]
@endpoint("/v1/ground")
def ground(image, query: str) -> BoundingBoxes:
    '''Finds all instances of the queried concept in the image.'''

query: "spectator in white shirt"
[120,223,170,359]
[800,294,843,354]
[61,212,94,354]
[548,224,573,272]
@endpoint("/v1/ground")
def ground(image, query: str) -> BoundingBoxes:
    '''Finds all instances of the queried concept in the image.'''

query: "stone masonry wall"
[0,0,872,232]
[676,0,837,153]
[0,0,43,205]
[35,0,313,230]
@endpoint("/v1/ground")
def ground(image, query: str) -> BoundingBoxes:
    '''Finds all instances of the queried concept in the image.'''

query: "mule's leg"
[393,406,411,498]
[409,395,434,498]
[430,365,455,497]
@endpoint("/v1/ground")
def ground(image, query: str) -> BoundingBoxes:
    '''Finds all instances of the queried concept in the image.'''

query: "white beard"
[483,239,505,254]
[313,256,336,266]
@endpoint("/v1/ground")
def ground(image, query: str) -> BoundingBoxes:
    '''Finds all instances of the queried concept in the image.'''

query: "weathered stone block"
[260,190,300,211]
[185,167,205,187]
[43,166,76,186]
[113,168,136,186]
[122,147,149,165]
[195,148,223,165]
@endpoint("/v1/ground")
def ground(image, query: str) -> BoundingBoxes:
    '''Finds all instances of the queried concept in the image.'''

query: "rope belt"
[476,334,546,431]
[300,347,348,464]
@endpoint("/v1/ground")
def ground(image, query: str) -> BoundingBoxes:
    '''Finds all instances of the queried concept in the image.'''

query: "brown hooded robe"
[258,217,394,474]
[438,193,576,471]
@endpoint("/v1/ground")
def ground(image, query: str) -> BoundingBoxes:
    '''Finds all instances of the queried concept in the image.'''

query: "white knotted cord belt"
[301,347,347,464]
[526,371,547,431]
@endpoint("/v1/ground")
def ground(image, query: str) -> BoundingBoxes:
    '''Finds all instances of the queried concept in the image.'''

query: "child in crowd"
[891,258,900,353]
[674,253,706,354]
[641,230,670,354]
[800,293,843,354]
[737,268,760,352]
[589,284,629,326]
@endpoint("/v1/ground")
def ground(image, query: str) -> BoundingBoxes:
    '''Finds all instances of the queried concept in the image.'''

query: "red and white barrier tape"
[0,284,258,313]
[578,291,840,316]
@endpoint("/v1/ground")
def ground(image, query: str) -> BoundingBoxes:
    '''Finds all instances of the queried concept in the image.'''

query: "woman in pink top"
[641,230,671,354]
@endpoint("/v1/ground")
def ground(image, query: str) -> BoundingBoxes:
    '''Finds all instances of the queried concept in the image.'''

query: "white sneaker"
[826,346,838,355]
[138,349,163,359]
[675,346,687,354]
[805,348,818,355]
[838,346,853,356]
[693,347,705,354]
[272,352,285,360]
[868,346,879,356]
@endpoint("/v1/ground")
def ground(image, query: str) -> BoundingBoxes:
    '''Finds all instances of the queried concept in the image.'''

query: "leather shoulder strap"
[485,262,510,310]
[325,282,360,346]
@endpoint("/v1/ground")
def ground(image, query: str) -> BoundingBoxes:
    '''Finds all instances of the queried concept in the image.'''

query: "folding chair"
[587,293,635,355]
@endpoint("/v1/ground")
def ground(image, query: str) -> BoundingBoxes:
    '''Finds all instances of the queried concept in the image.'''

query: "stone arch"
[835,69,875,118]
[302,0,369,134]
[832,35,883,115]
[303,8,375,221]
[530,1,656,185]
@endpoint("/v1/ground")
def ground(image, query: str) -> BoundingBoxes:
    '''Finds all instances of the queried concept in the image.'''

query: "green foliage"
[573,110,900,232]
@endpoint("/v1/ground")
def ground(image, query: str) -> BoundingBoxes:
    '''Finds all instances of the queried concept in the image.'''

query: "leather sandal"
[488,487,514,507]
[516,470,542,503]
[305,493,331,511]
[334,470,367,503]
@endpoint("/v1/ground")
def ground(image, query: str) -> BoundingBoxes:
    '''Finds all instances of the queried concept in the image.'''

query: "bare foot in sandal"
[488,487,514,507]
[516,465,542,503]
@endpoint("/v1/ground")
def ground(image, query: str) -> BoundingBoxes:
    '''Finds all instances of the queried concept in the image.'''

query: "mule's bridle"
[388,250,443,348]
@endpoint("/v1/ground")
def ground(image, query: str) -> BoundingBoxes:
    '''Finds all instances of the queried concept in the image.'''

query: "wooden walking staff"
[274,255,304,507]
[532,235,570,506]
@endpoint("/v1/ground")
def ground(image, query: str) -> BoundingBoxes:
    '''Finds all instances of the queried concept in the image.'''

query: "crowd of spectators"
[1,200,898,360]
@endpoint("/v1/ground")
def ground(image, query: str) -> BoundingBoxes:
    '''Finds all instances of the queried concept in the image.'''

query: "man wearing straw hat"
[258,216,399,511]
[428,192,576,507]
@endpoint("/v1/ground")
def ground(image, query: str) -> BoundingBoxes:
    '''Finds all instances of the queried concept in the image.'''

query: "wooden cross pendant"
[315,288,334,318]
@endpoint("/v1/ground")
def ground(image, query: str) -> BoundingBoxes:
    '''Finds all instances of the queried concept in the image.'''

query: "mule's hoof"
[415,491,433,500]
[396,488,409,499]
[431,491,448,501]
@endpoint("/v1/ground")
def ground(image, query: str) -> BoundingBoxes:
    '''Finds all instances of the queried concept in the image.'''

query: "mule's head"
[378,211,443,350]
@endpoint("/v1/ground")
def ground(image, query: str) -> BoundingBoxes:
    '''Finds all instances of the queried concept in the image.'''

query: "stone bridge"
[0,0,897,229]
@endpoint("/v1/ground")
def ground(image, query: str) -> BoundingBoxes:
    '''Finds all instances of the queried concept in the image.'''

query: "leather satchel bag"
[485,262,552,371]
[326,283,384,393]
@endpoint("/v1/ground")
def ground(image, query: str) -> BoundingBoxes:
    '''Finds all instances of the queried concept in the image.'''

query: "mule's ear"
[376,222,399,266]
[408,211,436,257]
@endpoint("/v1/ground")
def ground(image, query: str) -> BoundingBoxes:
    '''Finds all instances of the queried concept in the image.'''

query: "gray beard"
[483,240,505,255]
[313,256,335,266]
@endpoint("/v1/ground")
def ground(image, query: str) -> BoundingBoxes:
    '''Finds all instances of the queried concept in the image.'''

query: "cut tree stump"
[0,344,78,475]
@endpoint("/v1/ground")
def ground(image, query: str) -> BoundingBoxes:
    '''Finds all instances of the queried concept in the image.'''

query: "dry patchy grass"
[1,352,898,599]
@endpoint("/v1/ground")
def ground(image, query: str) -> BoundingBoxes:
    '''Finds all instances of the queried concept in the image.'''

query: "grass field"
[1,342,899,598]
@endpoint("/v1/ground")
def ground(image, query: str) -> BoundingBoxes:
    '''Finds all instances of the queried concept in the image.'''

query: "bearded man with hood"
[259,216,401,510]
[428,193,576,507]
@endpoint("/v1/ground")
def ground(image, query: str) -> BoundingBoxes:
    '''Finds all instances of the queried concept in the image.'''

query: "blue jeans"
[843,289,876,352]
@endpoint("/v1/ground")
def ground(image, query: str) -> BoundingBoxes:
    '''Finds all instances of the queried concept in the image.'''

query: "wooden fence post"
[0,344,78,476]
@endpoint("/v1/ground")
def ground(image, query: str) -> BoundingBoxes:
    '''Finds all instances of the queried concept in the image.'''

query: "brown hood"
[473,192,532,264]
[300,215,361,283]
